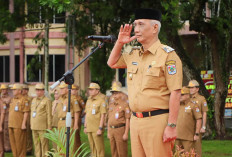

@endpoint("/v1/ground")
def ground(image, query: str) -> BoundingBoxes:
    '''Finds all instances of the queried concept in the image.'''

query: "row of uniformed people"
[175,80,208,157]
[0,81,131,157]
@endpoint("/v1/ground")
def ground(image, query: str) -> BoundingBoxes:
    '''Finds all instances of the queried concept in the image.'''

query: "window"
[26,54,65,82]
[0,56,10,82]
[27,3,66,24]
[15,55,20,82]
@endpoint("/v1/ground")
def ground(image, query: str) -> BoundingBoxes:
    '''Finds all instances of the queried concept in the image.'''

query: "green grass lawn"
[5,127,232,157]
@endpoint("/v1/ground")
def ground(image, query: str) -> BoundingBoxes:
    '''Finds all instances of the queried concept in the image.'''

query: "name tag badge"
[63,106,67,112]
[115,112,119,119]
[14,106,19,111]
[32,111,36,118]
[92,109,96,115]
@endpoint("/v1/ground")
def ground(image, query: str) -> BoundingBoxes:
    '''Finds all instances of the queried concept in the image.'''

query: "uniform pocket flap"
[127,66,138,74]
[146,67,160,76]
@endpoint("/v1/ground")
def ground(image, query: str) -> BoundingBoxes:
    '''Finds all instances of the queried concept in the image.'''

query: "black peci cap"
[135,8,162,22]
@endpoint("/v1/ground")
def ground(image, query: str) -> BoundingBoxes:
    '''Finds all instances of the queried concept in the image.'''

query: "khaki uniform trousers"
[26,115,33,153]
[194,134,202,157]
[175,139,194,152]
[87,132,105,157]
[109,126,128,157]
[130,113,172,157]
[3,112,11,151]
[0,132,4,157]
[52,127,58,149]
[32,130,49,157]
[9,128,27,157]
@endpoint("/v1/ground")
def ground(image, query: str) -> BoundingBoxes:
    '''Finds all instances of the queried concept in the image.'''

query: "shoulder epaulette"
[162,45,174,53]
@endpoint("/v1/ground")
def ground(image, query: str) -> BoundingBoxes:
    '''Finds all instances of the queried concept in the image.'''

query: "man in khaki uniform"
[8,84,30,157]
[107,8,183,157]
[56,82,81,154]
[71,84,85,152]
[51,88,60,149]
[84,83,107,157]
[0,98,5,157]
[0,84,11,153]
[31,83,52,157]
[107,82,130,157]
[176,87,202,153]
[22,84,33,155]
[188,80,208,156]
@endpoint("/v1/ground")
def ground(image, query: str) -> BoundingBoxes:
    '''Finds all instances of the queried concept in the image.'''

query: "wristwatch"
[202,126,206,130]
[195,133,199,136]
[167,123,176,128]
[99,127,103,130]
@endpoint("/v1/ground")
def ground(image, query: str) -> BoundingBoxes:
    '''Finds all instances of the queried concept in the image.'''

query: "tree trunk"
[210,35,228,138]
[44,9,49,92]
[169,32,210,98]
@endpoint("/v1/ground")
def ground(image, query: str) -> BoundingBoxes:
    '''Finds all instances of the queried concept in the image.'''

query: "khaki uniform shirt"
[108,96,131,126]
[115,40,183,112]
[0,99,5,117]
[191,93,208,113]
[72,95,85,113]
[1,95,11,116]
[85,93,107,132]
[8,95,30,128]
[31,96,52,130]
[57,94,81,119]
[177,100,202,141]
[52,100,60,127]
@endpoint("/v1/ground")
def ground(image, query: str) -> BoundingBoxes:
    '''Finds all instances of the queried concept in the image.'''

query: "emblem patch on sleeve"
[204,102,207,106]
[196,107,200,112]
[166,60,177,75]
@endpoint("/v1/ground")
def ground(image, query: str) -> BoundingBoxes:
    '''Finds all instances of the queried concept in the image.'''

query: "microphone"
[87,35,116,43]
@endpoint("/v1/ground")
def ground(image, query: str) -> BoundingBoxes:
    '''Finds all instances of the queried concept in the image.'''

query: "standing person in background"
[188,80,208,157]
[84,82,107,157]
[175,87,202,154]
[22,84,33,156]
[51,88,60,149]
[0,98,5,157]
[56,82,81,154]
[71,84,85,152]
[0,84,11,153]
[107,81,130,157]
[31,83,52,157]
[107,8,182,157]
[8,84,30,157]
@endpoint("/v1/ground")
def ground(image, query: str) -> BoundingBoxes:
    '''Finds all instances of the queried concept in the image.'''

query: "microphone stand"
[50,42,105,157]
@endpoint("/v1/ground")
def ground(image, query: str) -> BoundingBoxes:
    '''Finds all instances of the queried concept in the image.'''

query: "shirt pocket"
[143,66,161,89]
[127,66,138,84]
[93,103,101,114]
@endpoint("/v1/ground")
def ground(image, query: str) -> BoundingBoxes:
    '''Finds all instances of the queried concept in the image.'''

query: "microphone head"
[109,35,117,43]
[87,35,116,43]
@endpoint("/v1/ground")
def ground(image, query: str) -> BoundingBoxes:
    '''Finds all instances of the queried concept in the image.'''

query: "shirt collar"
[147,40,162,55]
[37,96,45,100]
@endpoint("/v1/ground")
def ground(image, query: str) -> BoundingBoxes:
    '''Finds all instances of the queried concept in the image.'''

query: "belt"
[59,117,74,121]
[110,124,125,129]
[132,109,169,118]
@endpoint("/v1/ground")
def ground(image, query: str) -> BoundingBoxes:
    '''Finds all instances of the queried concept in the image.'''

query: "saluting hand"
[163,126,176,143]
[117,24,137,44]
